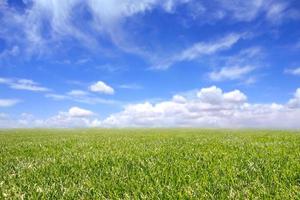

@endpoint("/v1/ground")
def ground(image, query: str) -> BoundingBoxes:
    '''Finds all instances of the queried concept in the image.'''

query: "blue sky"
[0,0,300,128]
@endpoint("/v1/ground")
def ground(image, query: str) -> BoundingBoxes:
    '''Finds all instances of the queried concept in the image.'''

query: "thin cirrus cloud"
[0,99,20,107]
[0,77,50,92]
[119,84,143,90]
[0,0,192,57]
[285,67,300,76]
[152,33,245,70]
[1,0,295,62]
[208,66,255,82]
[45,82,117,104]
[67,90,89,97]
[45,93,118,105]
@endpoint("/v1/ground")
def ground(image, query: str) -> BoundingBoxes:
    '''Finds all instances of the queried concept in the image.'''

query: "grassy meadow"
[0,129,299,199]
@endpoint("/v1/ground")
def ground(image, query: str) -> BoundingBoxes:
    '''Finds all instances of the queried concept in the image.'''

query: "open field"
[0,129,300,199]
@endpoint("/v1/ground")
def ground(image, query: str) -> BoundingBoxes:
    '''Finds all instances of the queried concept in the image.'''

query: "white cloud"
[209,65,255,81]
[0,45,20,59]
[197,86,246,104]
[2,86,300,128]
[285,67,300,76]
[0,77,50,92]
[0,0,192,57]
[0,113,8,119]
[197,86,223,104]
[99,86,300,128]
[68,107,94,118]
[223,0,264,21]
[45,94,69,101]
[89,81,115,95]
[153,33,244,69]
[266,1,300,24]
[206,0,297,23]
[0,99,20,107]
[1,0,297,63]
[205,47,264,84]
[223,90,247,103]
[119,84,142,90]
[172,95,187,103]
[288,88,300,108]
[0,107,96,128]
[45,93,118,105]
[67,90,89,97]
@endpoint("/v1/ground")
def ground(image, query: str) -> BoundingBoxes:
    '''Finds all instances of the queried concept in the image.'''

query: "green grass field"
[0,129,299,199]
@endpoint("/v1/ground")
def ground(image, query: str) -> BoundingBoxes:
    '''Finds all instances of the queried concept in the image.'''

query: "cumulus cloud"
[68,107,94,118]
[89,81,115,95]
[0,77,50,92]
[99,86,300,128]
[288,88,300,108]
[0,107,96,128]
[209,66,255,81]
[2,86,300,128]
[0,99,20,107]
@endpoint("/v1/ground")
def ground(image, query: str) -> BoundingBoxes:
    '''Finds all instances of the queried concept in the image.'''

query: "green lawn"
[0,129,299,199]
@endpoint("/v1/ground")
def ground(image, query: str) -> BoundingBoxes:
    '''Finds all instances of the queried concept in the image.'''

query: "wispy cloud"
[0,77,50,92]
[285,67,300,76]
[209,66,255,81]
[1,0,297,66]
[206,46,264,83]
[119,84,143,90]
[152,33,245,69]
[45,90,118,105]
[0,0,191,58]
[67,90,89,97]
[0,99,20,107]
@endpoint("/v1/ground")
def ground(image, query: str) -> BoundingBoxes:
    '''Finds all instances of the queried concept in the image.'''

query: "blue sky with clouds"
[0,0,300,128]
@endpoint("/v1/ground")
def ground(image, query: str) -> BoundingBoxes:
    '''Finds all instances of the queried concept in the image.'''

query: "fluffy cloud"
[0,99,20,107]
[1,86,300,129]
[99,86,300,128]
[288,88,300,108]
[223,90,247,103]
[89,81,115,95]
[209,66,255,81]
[0,107,96,128]
[68,107,94,118]
[0,77,50,92]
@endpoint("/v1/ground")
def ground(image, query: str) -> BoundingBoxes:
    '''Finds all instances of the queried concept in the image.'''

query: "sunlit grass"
[0,129,299,199]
